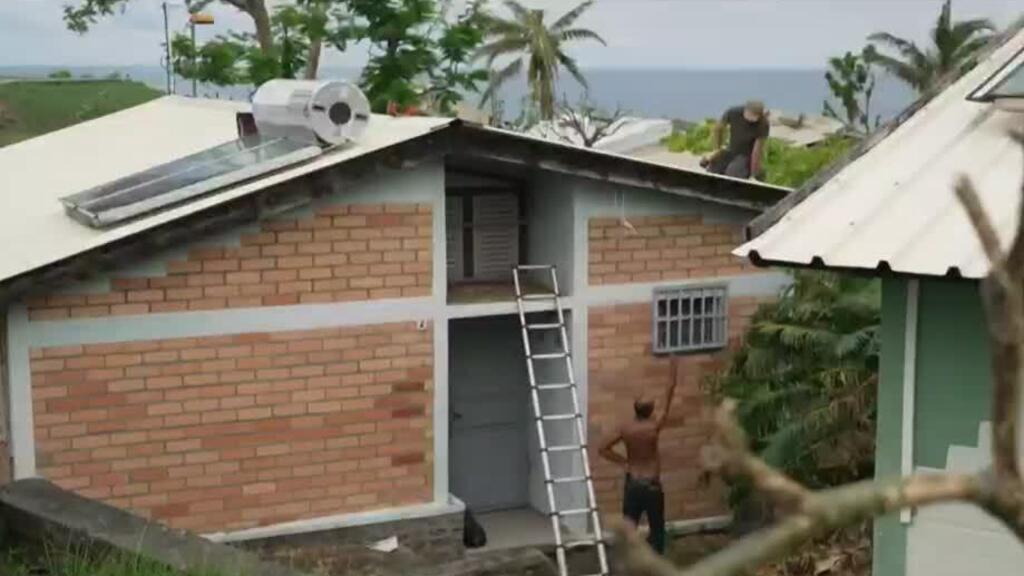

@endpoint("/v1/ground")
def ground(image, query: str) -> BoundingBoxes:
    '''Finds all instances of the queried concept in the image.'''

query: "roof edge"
[744,18,1024,242]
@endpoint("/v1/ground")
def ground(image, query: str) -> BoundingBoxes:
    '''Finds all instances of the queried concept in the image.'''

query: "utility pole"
[189,12,215,98]
[190,20,197,97]
[162,2,173,95]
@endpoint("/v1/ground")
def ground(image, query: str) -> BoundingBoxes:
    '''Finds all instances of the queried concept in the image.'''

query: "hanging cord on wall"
[616,189,638,235]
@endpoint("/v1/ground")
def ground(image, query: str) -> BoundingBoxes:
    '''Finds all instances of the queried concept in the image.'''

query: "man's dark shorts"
[708,151,751,179]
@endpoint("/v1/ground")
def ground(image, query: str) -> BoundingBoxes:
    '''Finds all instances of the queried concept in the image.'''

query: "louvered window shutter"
[471,194,519,281]
[446,196,464,282]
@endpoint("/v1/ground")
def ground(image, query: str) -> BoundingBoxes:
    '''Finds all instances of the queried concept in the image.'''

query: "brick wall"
[588,215,759,285]
[27,203,433,321]
[29,322,433,533]
[587,298,765,521]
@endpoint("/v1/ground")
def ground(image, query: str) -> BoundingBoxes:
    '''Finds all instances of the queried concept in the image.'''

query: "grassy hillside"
[0,80,161,147]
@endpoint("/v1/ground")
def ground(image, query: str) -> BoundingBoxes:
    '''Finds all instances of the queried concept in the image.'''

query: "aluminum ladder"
[513,264,609,576]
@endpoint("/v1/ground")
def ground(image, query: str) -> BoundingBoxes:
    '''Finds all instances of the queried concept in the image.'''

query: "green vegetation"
[866,0,995,94]
[477,0,606,120]
[707,272,880,494]
[823,49,879,135]
[0,80,160,147]
[661,120,854,188]
[0,545,222,576]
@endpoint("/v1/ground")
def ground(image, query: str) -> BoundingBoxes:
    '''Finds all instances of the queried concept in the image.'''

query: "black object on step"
[463,508,488,549]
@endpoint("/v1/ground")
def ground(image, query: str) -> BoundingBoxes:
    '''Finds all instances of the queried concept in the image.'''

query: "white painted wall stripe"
[901,279,920,524]
[24,298,436,348]
[581,273,789,306]
[7,304,35,479]
[432,319,449,503]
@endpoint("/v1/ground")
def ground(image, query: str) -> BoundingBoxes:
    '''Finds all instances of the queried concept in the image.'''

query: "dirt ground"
[666,523,871,576]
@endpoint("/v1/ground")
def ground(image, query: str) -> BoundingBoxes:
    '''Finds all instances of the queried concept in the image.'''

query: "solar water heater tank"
[252,79,371,146]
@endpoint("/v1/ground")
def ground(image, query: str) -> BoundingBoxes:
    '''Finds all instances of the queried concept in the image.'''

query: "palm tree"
[707,272,880,491]
[866,0,995,94]
[477,0,606,120]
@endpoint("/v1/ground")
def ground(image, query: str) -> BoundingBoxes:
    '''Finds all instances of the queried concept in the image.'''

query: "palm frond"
[551,0,595,31]
[479,58,523,106]
[834,326,879,358]
[559,28,606,46]
[754,321,839,350]
[475,36,529,64]
[948,19,995,45]
[555,51,589,90]
[503,0,532,24]
[867,32,926,61]
[477,13,527,37]
[865,51,929,90]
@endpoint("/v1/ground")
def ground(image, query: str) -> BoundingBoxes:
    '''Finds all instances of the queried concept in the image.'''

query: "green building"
[736,26,1024,576]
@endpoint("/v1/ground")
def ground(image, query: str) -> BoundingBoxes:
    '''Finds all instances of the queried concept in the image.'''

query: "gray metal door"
[449,317,530,512]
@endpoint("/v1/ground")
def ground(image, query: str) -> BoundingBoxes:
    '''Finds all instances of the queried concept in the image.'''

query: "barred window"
[653,286,728,353]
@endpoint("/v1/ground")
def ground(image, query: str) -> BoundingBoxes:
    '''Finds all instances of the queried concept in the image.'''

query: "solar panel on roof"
[60,137,322,228]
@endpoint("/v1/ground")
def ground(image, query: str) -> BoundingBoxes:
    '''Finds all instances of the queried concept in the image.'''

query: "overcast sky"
[1,0,1022,69]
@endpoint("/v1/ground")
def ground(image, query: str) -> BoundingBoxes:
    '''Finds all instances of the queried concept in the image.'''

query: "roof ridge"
[745,20,1024,241]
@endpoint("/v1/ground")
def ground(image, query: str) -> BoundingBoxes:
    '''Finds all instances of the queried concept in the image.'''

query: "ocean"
[0,64,916,124]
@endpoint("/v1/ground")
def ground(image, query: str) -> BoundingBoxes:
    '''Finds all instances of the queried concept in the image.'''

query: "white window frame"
[652,285,729,354]
[967,45,1024,102]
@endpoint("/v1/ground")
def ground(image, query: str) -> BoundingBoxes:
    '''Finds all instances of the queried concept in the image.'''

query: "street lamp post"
[189,12,215,98]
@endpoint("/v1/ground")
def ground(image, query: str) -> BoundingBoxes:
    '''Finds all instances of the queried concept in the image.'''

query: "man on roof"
[700,100,769,180]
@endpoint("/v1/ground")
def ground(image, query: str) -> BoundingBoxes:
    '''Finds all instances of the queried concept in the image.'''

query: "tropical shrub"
[706,272,880,495]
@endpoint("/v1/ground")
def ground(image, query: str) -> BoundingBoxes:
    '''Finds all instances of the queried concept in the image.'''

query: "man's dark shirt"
[722,106,769,156]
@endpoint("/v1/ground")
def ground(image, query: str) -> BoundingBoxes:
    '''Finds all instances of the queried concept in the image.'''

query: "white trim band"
[900,279,920,524]
[24,297,436,348]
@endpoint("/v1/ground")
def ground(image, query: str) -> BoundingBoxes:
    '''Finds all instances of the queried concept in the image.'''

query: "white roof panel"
[0,96,452,284]
[737,29,1024,279]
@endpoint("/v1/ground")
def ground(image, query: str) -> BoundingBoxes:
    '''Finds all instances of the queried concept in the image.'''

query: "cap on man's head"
[743,100,765,119]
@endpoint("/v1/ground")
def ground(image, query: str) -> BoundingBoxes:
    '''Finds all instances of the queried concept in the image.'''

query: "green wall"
[873,278,993,576]
[873,278,909,576]
[913,280,991,467]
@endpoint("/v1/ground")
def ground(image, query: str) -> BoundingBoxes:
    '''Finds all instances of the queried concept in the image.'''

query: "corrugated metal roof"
[736,28,1024,280]
[0,96,453,284]
[0,93,788,289]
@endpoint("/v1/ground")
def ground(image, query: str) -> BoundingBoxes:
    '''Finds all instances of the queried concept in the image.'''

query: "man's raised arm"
[657,356,681,431]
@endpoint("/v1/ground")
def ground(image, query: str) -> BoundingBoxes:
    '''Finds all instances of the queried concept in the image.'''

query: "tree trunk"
[246,0,274,55]
[304,41,322,80]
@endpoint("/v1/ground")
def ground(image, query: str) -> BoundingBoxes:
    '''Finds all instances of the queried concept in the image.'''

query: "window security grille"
[653,286,728,353]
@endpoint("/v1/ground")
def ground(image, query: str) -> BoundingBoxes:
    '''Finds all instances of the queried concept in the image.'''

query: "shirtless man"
[599,357,680,554]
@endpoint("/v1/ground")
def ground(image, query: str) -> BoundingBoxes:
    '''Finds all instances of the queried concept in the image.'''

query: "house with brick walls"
[0,93,790,554]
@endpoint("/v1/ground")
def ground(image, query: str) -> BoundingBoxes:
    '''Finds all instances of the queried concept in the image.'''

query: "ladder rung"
[527,323,562,330]
[516,265,555,270]
[564,538,602,549]
[531,352,568,360]
[546,444,585,452]
[521,293,558,300]
[536,383,573,391]
[548,476,588,484]
[540,414,579,422]
[554,508,595,516]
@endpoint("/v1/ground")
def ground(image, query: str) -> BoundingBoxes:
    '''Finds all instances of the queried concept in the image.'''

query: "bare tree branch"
[956,173,1024,485]
[704,400,809,511]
